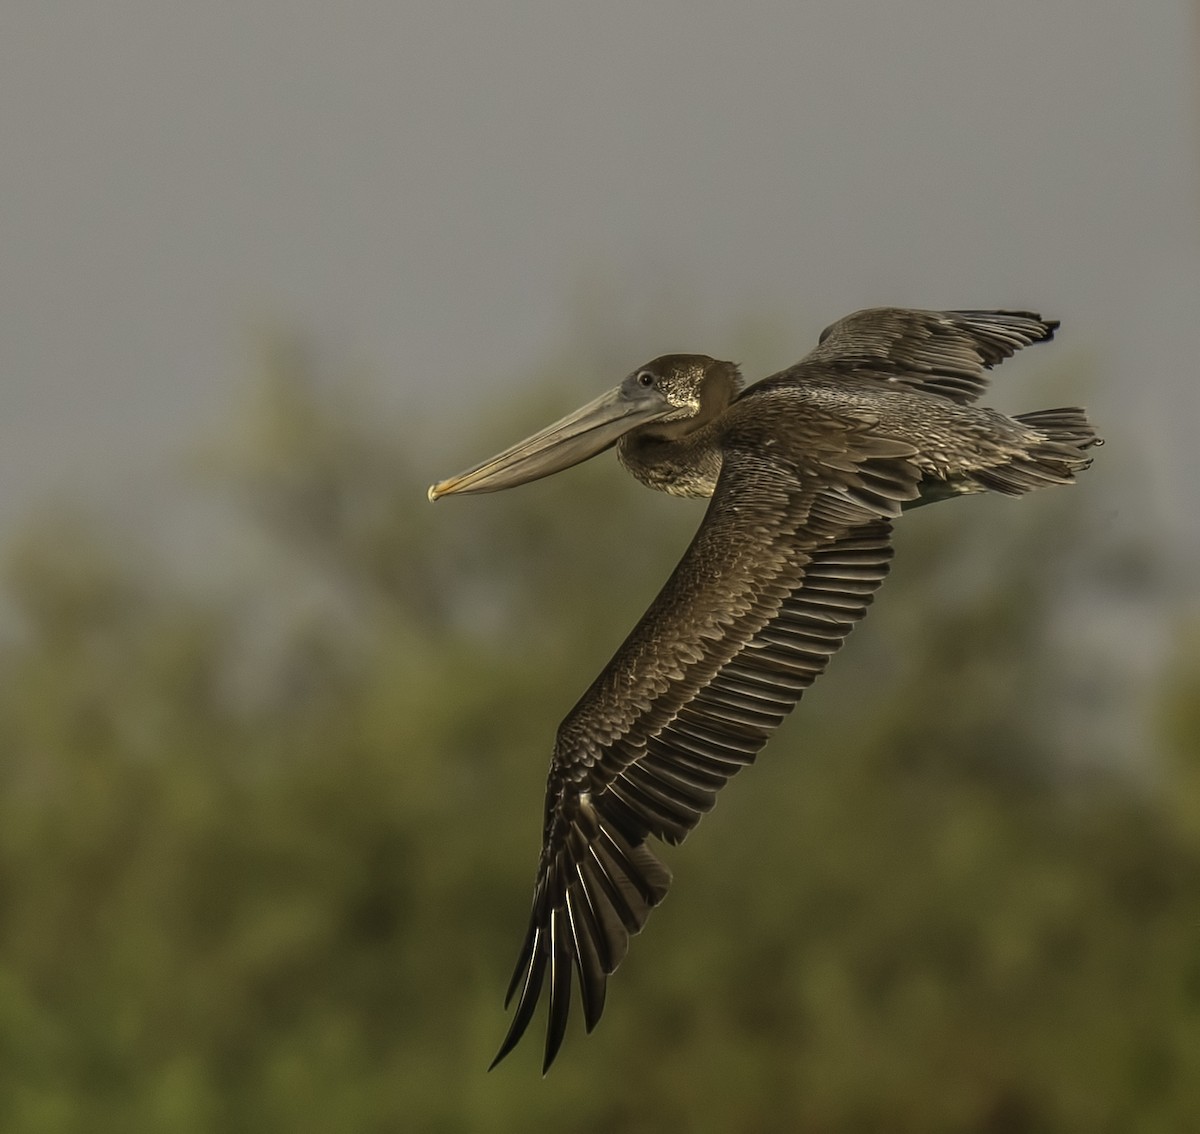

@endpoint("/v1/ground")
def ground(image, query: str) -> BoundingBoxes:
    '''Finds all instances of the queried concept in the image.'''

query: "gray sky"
[1,2,1196,554]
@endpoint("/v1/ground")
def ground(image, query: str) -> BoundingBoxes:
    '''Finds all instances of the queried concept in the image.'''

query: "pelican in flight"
[428,308,1100,1072]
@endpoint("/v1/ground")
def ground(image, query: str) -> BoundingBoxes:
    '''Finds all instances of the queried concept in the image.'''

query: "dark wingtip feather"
[949,310,1059,353]
[995,310,1057,337]
[492,809,674,1070]
[565,885,609,1031]
[489,930,547,1070]
[1015,312,1057,343]
[502,914,538,1008]
[541,909,574,1073]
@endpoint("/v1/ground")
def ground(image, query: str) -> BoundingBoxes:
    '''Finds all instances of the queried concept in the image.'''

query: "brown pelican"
[428,308,1100,1072]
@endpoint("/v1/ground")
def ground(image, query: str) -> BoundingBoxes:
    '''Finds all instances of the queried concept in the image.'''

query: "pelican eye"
[635,370,655,389]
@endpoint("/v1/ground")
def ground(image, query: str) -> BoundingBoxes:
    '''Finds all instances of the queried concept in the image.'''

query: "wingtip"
[485,1034,563,1077]
[488,1017,526,1072]
[1012,311,1058,342]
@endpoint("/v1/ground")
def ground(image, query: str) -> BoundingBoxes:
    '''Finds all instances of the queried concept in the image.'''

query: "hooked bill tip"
[426,483,442,503]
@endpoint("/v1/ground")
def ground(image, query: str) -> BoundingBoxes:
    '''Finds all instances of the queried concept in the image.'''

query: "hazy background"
[1,3,1197,1131]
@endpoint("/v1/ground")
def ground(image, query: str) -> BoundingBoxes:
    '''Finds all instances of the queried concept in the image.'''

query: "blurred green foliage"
[0,338,1195,1133]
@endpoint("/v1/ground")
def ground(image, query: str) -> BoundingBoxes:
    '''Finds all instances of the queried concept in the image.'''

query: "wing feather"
[788,307,1058,403]
[493,437,922,1070]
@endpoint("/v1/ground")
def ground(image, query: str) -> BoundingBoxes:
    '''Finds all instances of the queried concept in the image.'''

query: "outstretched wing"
[784,308,1058,404]
[492,417,923,1072]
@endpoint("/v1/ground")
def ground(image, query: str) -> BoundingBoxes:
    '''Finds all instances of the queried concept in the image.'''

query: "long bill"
[427,384,670,501]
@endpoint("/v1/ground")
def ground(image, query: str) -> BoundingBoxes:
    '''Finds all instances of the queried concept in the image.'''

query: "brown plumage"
[427,308,1102,1072]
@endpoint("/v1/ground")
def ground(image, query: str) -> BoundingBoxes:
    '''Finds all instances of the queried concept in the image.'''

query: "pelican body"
[428,308,1101,1072]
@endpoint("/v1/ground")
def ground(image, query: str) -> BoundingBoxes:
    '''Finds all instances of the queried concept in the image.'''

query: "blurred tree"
[0,334,1191,1133]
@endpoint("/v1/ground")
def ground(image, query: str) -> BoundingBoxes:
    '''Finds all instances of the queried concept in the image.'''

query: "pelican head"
[427,355,742,500]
